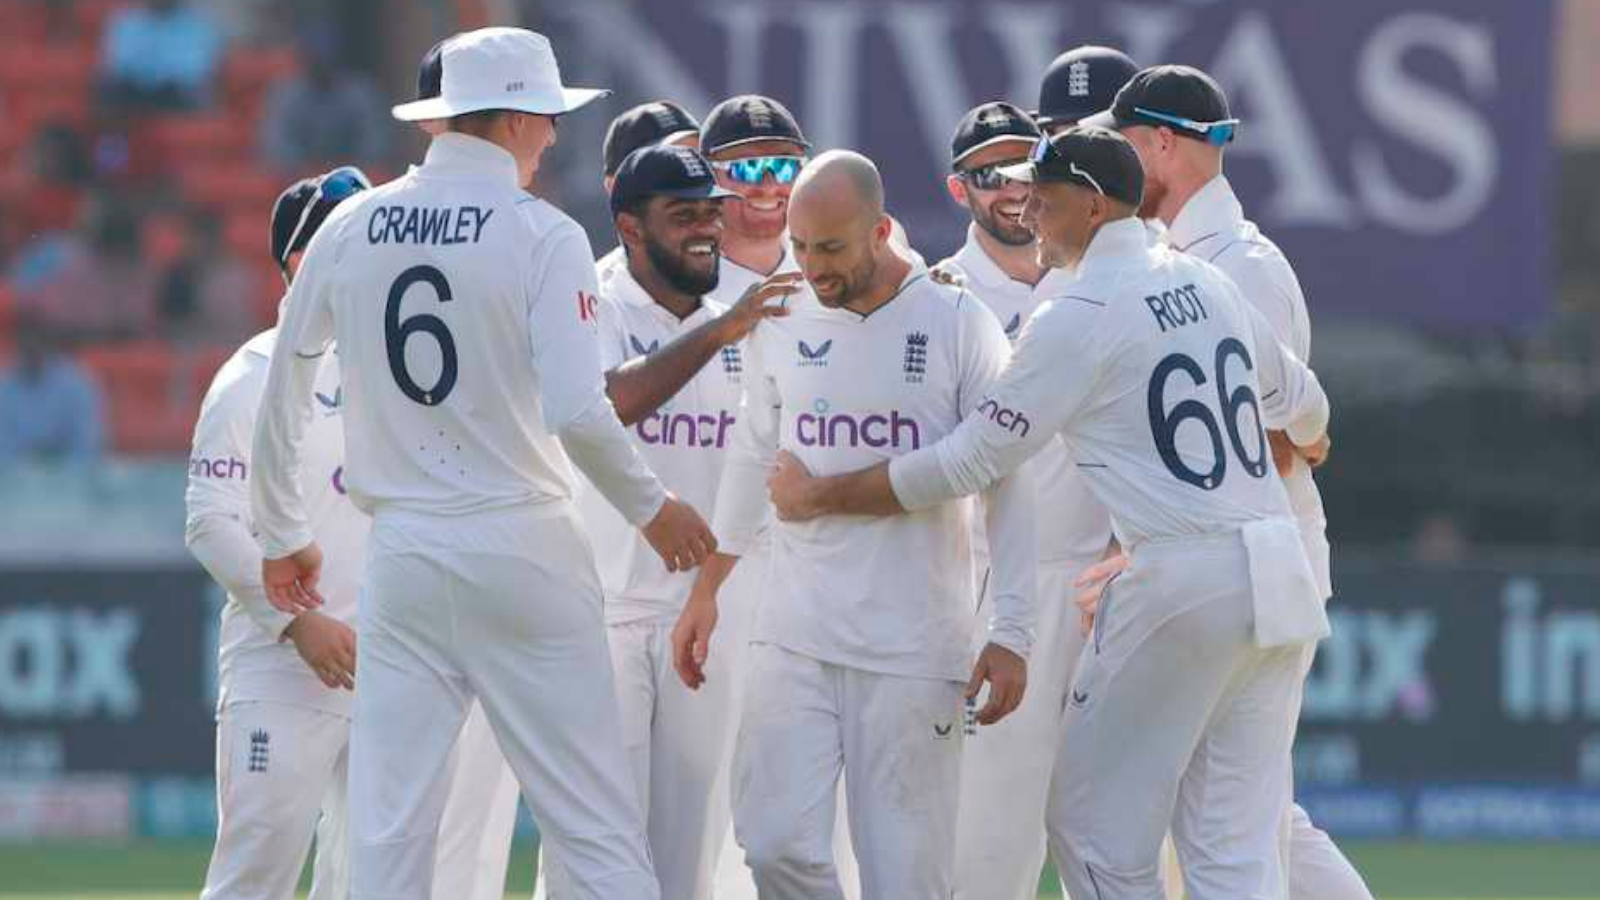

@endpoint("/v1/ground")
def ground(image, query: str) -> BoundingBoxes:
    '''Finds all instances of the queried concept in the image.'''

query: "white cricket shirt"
[578,263,743,623]
[942,227,1114,566]
[186,329,367,714]
[713,267,1038,681]
[252,134,665,557]
[1167,175,1330,595]
[892,218,1330,549]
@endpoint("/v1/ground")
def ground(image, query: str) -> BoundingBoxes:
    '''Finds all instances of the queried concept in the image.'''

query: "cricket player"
[1034,45,1140,137]
[935,100,1117,900]
[764,127,1333,900]
[534,144,800,900]
[595,101,703,287]
[188,167,372,900]
[250,27,716,900]
[671,150,1038,900]
[1082,65,1372,900]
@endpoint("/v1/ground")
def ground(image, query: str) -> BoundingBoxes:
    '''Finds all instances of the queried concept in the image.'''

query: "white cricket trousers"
[434,701,523,900]
[956,558,1092,900]
[732,643,964,900]
[708,551,863,900]
[351,505,657,900]
[538,567,754,900]
[200,701,350,900]
[1049,533,1303,900]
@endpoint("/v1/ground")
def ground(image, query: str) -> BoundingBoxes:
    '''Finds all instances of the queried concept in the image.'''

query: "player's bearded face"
[965,180,1035,247]
[643,199,724,296]
[710,141,804,243]
[1121,126,1169,219]
[796,223,879,308]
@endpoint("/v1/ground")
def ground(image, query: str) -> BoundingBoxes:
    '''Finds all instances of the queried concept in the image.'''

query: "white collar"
[1167,174,1244,254]
[1075,218,1156,282]
[421,133,522,188]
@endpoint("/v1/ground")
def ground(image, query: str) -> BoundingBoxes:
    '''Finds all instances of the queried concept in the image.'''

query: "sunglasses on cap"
[710,155,806,186]
[1132,107,1239,146]
[281,167,372,268]
[959,160,1028,192]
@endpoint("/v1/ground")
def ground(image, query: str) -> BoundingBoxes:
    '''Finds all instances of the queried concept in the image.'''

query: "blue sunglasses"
[1133,106,1239,146]
[282,166,372,267]
[711,156,806,186]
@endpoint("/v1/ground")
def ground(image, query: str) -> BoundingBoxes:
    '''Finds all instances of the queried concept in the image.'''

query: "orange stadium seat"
[0,42,98,93]
[74,0,133,37]
[222,48,300,102]
[181,164,283,211]
[0,3,51,42]
[138,115,256,166]
[77,342,186,455]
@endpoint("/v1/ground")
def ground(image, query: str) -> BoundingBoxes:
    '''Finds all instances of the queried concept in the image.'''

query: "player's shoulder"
[198,330,274,419]
[511,191,587,245]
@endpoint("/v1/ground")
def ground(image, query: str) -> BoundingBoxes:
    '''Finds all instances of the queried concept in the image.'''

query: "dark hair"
[449,108,515,136]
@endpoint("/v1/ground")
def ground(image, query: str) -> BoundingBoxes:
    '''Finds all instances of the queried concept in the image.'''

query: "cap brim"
[1077,109,1123,131]
[658,183,739,201]
[393,86,612,122]
[994,161,1036,183]
[951,134,1039,168]
[702,134,811,155]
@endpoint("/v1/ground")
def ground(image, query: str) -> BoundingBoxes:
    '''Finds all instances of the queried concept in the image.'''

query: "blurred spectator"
[148,206,256,342]
[16,194,159,340]
[0,122,94,263]
[258,28,389,173]
[98,0,224,111]
[0,315,105,465]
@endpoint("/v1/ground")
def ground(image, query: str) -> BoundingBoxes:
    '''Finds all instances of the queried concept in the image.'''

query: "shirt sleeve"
[1237,281,1329,447]
[710,328,780,556]
[187,358,294,639]
[1214,243,1310,361]
[592,292,631,372]
[530,223,666,526]
[956,296,1038,659]
[251,227,337,560]
[890,296,1104,511]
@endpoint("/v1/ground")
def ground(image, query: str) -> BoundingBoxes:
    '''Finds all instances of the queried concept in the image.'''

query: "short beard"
[645,234,720,296]
[831,254,879,307]
[968,194,1034,247]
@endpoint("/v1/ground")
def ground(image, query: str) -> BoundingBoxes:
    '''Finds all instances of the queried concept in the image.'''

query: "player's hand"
[928,262,966,288]
[714,272,803,345]
[1073,553,1129,637]
[966,642,1027,725]
[671,592,719,690]
[263,543,325,614]
[285,611,356,690]
[767,450,822,522]
[1298,432,1331,469]
[642,494,717,573]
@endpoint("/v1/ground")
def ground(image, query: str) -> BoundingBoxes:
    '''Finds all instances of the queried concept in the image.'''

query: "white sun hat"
[391,27,610,122]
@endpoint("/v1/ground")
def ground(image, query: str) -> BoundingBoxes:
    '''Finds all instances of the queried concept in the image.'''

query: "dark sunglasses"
[281,167,372,267]
[958,160,1027,192]
[711,155,806,186]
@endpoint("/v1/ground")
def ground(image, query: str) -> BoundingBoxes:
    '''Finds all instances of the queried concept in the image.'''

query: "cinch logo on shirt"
[797,339,832,367]
[190,455,247,481]
[637,410,737,448]
[977,397,1031,438]
[796,400,922,449]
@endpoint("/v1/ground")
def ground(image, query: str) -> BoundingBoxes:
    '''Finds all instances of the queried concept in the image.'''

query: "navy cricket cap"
[1036,45,1139,128]
[270,166,372,269]
[1080,65,1238,146]
[610,144,737,217]
[950,102,1040,169]
[416,37,445,99]
[603,101,701,177]
[700,95,809,155]
[996,126,1144,208]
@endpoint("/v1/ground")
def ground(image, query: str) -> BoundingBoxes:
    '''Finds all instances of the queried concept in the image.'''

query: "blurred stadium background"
[0,0,1597,896]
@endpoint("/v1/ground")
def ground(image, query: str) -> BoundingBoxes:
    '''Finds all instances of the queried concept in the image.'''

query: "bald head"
[791,149,885,227]
[788,150,905,309]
